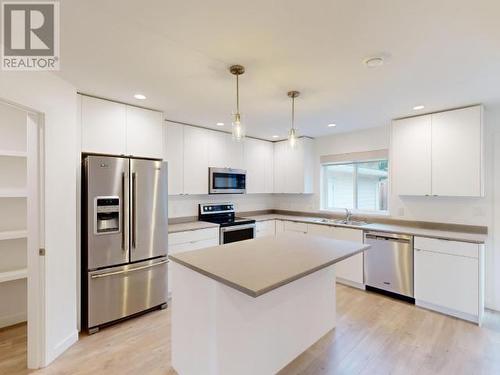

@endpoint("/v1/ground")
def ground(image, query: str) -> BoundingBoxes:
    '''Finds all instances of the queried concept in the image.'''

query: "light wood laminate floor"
[2,285,500,375]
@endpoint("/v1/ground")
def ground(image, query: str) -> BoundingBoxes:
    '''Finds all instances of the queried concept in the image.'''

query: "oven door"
[209,168,246,194]
[220,224,256,244]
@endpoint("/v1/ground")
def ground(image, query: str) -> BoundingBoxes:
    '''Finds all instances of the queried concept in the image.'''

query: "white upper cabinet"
[273,138,314,194]
[125,106,164,159]
[225,136,245,170]
[164,122,184,195]
[81,95,127,155]
[391,105,483,197]
[183,126,209,195]
[207,131,228,168]
[80,95,164,159]
[392,115,432,196]
[207,130,245,169]
[244,138,274,194]
[431,106,483,197]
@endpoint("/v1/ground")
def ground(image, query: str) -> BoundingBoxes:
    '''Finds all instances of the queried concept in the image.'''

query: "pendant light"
[287,90,300,149]
[229,65,246,141]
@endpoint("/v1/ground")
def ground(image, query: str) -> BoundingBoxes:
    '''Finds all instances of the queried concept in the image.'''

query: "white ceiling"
[58,0,500,140]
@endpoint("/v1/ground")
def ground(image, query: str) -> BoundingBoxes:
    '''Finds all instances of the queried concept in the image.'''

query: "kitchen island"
[169,232,370,375]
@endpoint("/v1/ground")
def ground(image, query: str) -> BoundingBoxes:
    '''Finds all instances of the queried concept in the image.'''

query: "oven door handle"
[220,223,256,232]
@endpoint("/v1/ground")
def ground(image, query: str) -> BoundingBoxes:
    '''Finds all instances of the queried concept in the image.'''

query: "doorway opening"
[0,99,44,371]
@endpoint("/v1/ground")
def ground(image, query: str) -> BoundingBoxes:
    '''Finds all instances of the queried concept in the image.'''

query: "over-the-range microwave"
[209,167,246,194]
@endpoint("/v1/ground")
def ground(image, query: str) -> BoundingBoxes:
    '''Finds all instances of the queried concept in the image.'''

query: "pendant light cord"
[291,96,295,130]
[236,74,240,115]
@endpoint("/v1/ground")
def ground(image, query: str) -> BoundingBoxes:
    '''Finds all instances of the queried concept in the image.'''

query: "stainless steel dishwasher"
[364,231,414,299]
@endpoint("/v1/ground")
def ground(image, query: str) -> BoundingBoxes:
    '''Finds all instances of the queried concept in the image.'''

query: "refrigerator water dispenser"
[94,196,120,234]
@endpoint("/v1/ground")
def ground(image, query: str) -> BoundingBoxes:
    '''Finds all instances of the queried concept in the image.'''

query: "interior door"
[86,156,129,269]
[130,159,168,262]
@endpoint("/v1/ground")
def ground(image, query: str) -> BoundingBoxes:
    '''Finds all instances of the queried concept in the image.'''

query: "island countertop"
[169,232,370,297]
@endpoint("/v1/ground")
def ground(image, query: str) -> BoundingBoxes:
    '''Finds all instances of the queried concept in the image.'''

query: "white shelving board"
[0,189,27,198]
[0,268,27,283]
[0,230,28,241]
[0,150,27,158]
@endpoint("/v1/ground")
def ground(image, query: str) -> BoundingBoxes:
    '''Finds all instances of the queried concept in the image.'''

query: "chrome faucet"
[344,208,352,222]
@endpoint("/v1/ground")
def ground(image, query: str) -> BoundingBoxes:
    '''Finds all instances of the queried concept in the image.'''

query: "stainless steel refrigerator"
[82,155,168,334]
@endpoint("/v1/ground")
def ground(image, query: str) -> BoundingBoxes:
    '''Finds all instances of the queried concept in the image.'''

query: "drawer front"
[414,236,478,258]
[284,220,308,234]
[169,227,219,246]
[169,238,219,255]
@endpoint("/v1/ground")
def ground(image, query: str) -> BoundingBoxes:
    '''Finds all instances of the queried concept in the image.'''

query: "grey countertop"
[248,214,487,244]
[167,214,486,244]
[169,232,370,297]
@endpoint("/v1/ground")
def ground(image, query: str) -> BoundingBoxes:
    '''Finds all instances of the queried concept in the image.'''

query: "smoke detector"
[364,57,384,68]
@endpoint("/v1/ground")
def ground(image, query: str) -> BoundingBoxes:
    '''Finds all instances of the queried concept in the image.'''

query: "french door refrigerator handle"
[121,172,126,250]
[90,259,168,279]
[132,172,137,249]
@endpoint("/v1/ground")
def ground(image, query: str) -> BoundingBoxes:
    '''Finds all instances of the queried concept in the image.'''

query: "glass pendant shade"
[232,113,245,141]
[288,127,297,149]
[287,90,300,149]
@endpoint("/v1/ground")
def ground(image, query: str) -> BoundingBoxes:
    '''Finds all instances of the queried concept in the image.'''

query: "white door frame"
[26,111,45,368]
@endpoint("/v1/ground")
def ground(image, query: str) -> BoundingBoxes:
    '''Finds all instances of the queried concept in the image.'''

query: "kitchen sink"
[312,218,367,226]
[332,219,367,226]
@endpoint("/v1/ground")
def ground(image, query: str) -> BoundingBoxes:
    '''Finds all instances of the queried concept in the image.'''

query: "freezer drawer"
[87,257,168,329]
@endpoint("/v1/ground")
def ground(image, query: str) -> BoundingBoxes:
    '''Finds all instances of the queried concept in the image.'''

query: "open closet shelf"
[0,268,27,283]
[0,150,27,158]
[0,230,28,241]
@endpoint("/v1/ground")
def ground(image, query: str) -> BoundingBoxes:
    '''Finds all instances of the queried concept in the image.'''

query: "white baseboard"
[0,312,27,329]
[416,300,480,325]
[44,330,78,367]
[336,278,365,290]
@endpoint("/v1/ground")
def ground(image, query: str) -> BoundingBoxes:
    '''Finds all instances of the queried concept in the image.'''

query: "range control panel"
[199,203,234,215]
[94,196,120,234]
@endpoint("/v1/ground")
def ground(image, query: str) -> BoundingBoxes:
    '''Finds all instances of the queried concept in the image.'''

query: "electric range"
[198,203,256,244]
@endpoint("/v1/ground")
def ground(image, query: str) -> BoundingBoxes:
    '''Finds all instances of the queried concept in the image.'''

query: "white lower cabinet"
[283,220,308,234]
[307,224,364,288]
[168,227,219,296]
[414,236,484,324]
[255,220,276,238]
[275,220,285,234]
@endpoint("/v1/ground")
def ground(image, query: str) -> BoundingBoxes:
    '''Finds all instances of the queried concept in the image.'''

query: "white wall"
[0,71,79,366]
[169,194,274,218]
[274,107,500,311]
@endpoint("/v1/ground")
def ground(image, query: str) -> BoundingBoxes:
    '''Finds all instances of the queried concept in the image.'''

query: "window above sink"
[320,157,389,214]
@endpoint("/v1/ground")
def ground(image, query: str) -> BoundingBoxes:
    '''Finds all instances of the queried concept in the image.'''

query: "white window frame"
[320,158,389,215]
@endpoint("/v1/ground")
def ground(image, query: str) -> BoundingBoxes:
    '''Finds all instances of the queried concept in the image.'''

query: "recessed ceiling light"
[216,122,224,126]
[364,57,384,68]
[134,93,146,100]
[413,105,425,110]
[328,123,337,127]
[272,135,279,138]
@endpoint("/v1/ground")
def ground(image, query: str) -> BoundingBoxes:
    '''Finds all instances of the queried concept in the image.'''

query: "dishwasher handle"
[365,232,413,244]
